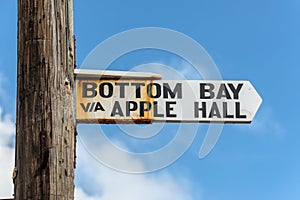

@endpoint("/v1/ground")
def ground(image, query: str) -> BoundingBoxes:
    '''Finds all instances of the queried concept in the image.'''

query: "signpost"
[15,0,75,199]
[75,69,262,124]
[14,0,263,197]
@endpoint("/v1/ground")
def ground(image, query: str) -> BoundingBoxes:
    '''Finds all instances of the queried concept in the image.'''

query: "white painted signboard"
[75,70,262,124]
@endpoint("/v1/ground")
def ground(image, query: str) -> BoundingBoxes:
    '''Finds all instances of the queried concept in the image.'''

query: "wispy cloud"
[0,107,15,198]
[0,71,15,113]
[236,105,285,137]
[130,58,203,80]
[0,72,7,101]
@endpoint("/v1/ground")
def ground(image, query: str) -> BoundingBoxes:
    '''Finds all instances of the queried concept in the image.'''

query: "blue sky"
[1,0,300,199]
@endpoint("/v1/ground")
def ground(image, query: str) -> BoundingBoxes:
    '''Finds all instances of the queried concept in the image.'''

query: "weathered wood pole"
[15,0,75,199]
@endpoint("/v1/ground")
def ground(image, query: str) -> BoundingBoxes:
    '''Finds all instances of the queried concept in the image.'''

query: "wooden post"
[15,0,75,199]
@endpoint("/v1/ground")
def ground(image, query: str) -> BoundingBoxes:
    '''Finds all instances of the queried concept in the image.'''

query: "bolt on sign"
[75,69,262,124]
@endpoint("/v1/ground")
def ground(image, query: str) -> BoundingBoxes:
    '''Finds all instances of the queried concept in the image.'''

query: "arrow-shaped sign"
[75,70,262,124]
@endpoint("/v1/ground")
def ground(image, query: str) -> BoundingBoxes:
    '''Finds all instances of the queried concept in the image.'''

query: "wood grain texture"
[15,0,75,199]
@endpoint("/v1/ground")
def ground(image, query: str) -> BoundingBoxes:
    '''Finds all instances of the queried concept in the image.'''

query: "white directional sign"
[75,70,262,124]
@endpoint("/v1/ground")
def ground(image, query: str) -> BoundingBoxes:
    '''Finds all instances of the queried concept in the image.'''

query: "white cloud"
[75,137,194,200]
[0,107,15,198]
[0,107,194,200]
[75,187,100,200]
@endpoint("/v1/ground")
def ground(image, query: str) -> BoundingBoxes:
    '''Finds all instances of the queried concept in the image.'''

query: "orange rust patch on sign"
[76,79,155,124]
